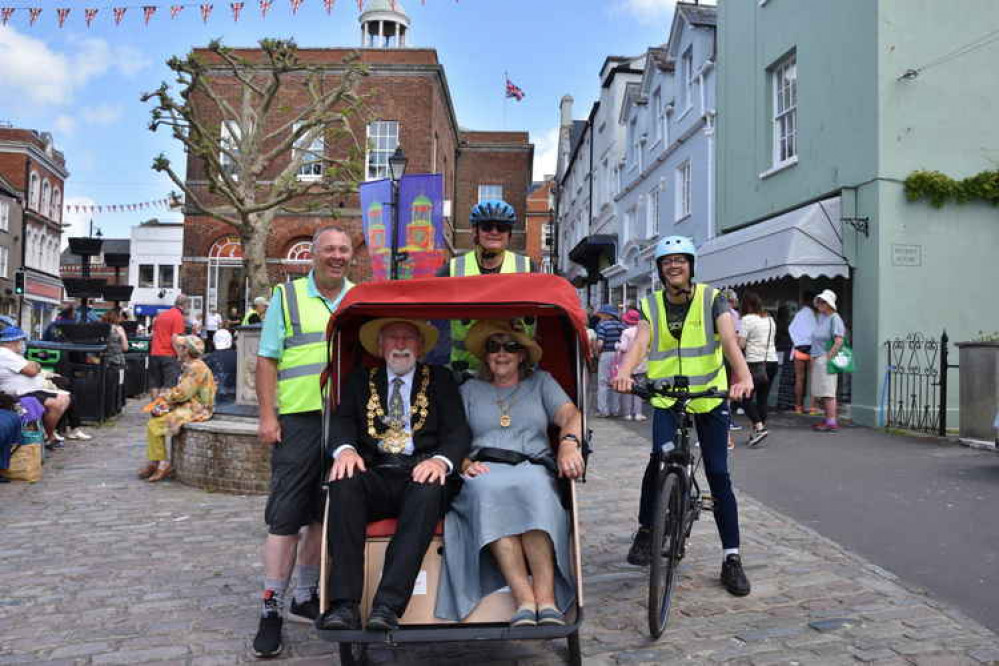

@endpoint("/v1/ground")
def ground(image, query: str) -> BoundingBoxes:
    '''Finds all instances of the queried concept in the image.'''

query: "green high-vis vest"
[641,283,727,413]
[449,251,531,372]
[275,277,351,414]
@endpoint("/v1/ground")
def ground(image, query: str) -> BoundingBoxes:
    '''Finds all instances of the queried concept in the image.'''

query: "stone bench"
[173,418,270,494]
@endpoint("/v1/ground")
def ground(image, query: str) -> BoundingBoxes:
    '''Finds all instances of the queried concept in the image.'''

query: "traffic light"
[14,270,24,295]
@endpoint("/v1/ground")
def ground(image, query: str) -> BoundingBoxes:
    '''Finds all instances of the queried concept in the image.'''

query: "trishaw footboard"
[317,611,583,645]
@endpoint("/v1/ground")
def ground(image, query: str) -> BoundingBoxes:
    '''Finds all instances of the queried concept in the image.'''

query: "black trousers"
[744,361,779,426]
[326,467,448,614]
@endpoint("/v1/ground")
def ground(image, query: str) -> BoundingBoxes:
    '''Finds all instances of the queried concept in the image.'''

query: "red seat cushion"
[366,518,444,538]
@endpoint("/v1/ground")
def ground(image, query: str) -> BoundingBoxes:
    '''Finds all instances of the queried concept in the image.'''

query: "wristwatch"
[559,434,581,447]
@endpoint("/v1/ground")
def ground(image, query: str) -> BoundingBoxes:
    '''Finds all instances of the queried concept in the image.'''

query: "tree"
[143,38,368,301]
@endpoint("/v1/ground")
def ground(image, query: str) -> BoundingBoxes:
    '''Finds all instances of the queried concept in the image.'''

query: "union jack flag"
[505,77,525,102]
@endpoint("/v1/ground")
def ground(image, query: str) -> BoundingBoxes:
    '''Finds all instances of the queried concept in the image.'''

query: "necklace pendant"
[499,414,512,428]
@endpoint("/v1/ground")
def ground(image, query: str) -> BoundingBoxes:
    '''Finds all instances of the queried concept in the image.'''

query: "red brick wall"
[526,180,554,266]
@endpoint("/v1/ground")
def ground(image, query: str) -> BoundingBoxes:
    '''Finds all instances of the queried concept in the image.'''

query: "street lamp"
[388,146,408,280]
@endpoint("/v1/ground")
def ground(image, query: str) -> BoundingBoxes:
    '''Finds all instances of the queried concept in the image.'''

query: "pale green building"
[709,0,999,427]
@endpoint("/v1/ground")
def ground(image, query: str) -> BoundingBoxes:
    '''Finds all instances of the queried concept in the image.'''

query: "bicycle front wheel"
[648,469,685,639]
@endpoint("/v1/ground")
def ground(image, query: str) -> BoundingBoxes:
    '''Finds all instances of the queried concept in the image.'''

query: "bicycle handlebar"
[631,377,728,402]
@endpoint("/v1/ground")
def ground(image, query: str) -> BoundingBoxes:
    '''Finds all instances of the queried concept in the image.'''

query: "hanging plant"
[904,169,999,208]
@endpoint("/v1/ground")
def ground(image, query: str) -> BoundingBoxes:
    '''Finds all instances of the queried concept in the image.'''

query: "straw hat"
[465,320,542,366]
[359,318,439,358]
[814,289,838,311]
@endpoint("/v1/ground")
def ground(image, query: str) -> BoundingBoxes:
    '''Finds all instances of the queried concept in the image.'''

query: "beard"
[386,349,416,376]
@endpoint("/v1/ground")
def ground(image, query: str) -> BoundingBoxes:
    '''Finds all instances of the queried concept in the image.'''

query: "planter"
[101,284,134,302]
[956,341,999,442]
[63,277,107,298]
[68,237,104,256]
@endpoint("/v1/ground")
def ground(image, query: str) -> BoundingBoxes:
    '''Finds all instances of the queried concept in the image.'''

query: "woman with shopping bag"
[809,290,847,432]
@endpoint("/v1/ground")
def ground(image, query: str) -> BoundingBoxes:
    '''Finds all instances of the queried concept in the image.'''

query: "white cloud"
[533,126,560,182]
[0,26,152,110]
[618,0,677,18]
[53,115,77,136]
[81,103,124,125]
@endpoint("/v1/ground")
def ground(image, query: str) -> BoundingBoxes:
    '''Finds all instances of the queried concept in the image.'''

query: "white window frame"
[41,179,51,219]
[365,120,400,181]
[629,117,639,169]
[771,51,798,168]
[158,264,175,289]
[652,88,663,145]
[293,122,324,181]
[51,188,61,223]
[646,185,659,238]
[477,184,503,203]
[675,161,692,221]
[0,246,7,279]
[623,207,635,245]
[0,200,9,232]
[138,264,155,288]
[220,121,241,180]
[680,47,694,113]
[29,172,39,211]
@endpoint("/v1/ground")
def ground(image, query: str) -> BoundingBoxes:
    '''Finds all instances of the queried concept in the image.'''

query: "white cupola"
[360,0,411,48]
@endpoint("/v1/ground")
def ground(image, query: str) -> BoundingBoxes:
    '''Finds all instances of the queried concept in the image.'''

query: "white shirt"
[788,307,817,348]
[205,312,223,331]
[740,314,778,363]
[0,346,47,395]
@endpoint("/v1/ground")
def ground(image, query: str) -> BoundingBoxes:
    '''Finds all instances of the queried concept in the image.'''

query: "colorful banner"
[360,174,447,281]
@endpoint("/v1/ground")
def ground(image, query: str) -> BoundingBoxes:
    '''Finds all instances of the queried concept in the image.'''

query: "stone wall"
[173,418,270,494]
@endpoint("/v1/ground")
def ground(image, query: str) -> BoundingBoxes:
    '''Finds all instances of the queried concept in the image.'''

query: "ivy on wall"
[904,169,999,208]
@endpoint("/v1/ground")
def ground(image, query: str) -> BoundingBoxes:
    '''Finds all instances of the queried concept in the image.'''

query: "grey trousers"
[597,352,621,416]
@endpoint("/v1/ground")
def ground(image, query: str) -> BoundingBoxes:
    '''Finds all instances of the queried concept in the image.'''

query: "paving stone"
[808,617,856,632]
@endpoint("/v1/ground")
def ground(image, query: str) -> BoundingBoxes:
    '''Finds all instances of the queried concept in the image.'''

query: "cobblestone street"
[2,402,998,665]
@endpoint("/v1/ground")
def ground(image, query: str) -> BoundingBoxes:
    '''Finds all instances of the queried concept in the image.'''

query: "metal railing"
[883,331,957,436]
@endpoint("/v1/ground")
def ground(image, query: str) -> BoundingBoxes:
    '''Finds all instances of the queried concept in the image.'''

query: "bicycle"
[631,376,728,639]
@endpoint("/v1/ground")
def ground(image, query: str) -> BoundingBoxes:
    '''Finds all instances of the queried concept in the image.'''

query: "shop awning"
[696,196,849,288]
[134,304,172,317]
[568,234,617,285]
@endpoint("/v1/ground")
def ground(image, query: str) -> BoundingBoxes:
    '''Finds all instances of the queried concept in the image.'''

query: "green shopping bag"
[826,341,854,374]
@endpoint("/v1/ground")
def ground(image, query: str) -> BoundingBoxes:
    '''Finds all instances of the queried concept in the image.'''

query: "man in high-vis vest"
[612,235,754,598]
[252,225,354,658]
[435,199,534,375]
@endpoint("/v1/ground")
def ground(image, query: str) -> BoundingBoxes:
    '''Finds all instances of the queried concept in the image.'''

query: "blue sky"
[0,0,679,240]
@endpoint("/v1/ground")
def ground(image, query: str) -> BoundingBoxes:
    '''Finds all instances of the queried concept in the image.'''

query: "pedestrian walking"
[788,290,819,414]
[809,289,846,432]
[252,225,355,658]
[615,309,646,421]
[594,304,626,418]
[738,292,778,446]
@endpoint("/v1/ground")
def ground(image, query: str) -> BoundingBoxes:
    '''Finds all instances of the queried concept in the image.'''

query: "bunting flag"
[259,0,271,17]
[389,0,396,10]
[169,4,183,18]
[356,0,362,11]
[289,0,303,14]
[143,5,157,23]
[28,6,40,25]
[0,7,13,24]
[199,2,212,22]
[322,0,333,14]
[84,8,99,25]
[230,1,242,21]
[56,7,70,27]
[112,6,127,24]
[65,196,177,216]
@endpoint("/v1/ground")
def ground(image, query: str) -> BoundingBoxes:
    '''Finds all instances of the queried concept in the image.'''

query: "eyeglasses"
[485,340,524,354]
[658,256,689,267]
[477,222,513,234]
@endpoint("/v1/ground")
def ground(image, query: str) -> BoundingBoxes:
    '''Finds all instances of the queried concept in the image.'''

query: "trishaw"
[318,273,591,665]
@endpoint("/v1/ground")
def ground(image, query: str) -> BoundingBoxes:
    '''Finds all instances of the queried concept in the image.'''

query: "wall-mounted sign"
[891,243,922,267]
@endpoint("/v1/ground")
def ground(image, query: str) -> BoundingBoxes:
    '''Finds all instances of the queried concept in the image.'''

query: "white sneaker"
[67,428,92,441]
[624,415,634,421]
[634,414,648,422]
[52,431,65,442]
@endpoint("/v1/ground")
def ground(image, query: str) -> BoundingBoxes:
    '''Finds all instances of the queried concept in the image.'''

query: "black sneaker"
[627,527,652,567]
[747,429,769,447]
[720,554,751,597]
[287,592,319,624]
[252,594,283,658]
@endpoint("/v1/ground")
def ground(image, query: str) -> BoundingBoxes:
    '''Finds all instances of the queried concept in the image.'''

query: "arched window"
[41,180,51,219]
[286,239,313,264]
[51,188,61,223]
[208,235,243,260]
[29,172,40,210]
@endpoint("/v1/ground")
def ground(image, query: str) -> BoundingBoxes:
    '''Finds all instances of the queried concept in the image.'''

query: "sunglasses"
[485,340,524,354]
[477,222,513,233]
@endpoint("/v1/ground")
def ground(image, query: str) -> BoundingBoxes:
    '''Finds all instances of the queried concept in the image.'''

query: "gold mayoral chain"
[494,383,522,428]
[367,366,431,454]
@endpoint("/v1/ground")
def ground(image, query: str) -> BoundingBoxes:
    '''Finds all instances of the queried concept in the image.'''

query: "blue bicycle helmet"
[654,235,697,262]
[470,199,518,227]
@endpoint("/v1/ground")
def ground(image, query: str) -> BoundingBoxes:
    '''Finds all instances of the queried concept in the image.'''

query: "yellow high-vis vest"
[640,283,727,413]
[449,250,530,372]
[275,276,352,414]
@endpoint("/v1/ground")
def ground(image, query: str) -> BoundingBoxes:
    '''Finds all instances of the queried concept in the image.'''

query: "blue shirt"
[257,271,353,360]
[595,318,627,351]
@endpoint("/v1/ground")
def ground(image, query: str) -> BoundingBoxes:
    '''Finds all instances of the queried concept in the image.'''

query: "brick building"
[0,174,23,319]
[0,126,67,337]
[181,0,533,319]
[525,178,555,271]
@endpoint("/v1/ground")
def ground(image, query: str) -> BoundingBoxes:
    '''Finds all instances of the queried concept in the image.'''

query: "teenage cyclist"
[611,235,754,597]
[436,199,535,375]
